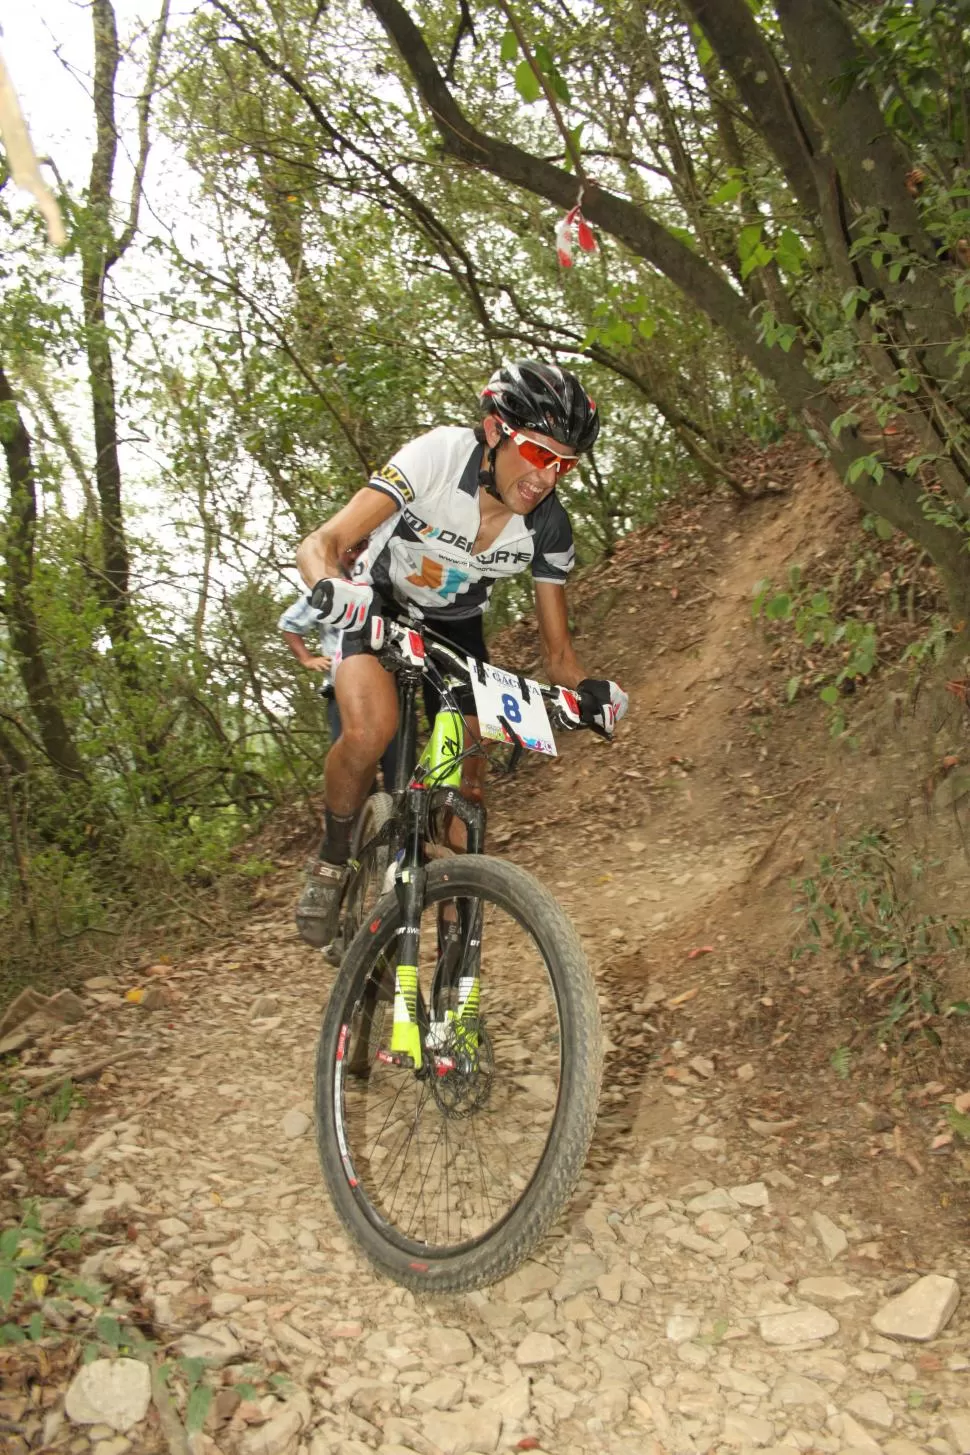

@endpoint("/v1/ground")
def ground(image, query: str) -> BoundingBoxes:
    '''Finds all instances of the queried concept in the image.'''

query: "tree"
[359,0,970,621]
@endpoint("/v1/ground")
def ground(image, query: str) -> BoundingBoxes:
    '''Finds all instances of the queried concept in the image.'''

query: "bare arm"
[296,486,400,588]
[534,581,587,688]
[282,631,331,671]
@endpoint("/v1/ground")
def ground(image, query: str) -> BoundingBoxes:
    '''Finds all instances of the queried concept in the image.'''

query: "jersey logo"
[406,556,468,598]
[373,461,414,503]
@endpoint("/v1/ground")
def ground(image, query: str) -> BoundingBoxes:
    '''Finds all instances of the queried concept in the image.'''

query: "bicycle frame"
[368,635,486,1070]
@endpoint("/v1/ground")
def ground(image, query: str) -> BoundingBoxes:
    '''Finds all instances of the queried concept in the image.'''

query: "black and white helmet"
[481,360,600,453]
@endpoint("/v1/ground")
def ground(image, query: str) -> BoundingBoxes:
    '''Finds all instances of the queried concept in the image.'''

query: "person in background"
[281,540,400,788]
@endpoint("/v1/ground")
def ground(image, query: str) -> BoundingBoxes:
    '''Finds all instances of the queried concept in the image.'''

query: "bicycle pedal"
[376,1048,416,1069]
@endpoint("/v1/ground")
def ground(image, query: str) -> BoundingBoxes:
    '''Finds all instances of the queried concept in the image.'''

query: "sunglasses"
[498,419,582,477]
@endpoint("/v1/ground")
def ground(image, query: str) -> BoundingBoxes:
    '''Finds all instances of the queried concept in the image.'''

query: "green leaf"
[514,61,542,103]
[0,1323,26,1344]
[637,316,656,340]
[499,30,518,62]
[786,676,801,703]
[830,1045,851,1079]
[949,1107,970,1140]
[820,685,840,706]
[873,517,895,540]
[533,43,554,74]
[0,1229,21,1259]
[95,1314,123,1347]
[710,178,744,205]
[28,1311,44,1341]
[738,223,763,259]
[0,1267,16,1307]
[550,70,570,103]
[691,23,713,67]
[740,244,773,279]
[765,592,791,621]
[179,1356,207,1384]
[602,319,633,348]
[186,1384,213,1433]
[775,226,807,275]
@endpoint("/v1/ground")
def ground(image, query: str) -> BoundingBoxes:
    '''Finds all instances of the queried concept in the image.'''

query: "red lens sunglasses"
[498,419,582,477]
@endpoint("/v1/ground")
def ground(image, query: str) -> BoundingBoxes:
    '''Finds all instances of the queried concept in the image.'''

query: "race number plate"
[468,659,557,756]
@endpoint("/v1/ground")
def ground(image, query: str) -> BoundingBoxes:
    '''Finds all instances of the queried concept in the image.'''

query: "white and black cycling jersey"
[357,426,575,621]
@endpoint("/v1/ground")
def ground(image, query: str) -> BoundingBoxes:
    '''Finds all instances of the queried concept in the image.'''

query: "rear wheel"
[315,856,602,1292]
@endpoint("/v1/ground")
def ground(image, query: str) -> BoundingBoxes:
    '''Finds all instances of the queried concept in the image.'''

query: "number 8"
[501,692,522,724]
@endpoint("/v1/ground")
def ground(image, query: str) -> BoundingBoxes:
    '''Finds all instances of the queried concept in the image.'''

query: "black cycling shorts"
[338,609,489,720]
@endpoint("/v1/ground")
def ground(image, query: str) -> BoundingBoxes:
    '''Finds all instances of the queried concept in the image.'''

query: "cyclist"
[293,359,629,947]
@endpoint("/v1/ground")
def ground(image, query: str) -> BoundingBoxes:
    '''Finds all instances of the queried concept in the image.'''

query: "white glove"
[308,578,374,631]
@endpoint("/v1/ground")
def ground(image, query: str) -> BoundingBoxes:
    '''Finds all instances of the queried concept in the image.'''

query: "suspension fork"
[389,784,429,1068]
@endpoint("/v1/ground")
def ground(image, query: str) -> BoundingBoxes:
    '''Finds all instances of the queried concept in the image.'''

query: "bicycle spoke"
[331,886,564,1253]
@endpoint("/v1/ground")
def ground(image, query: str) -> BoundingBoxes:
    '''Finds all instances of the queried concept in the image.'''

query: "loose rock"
[65,1359,151,1434]
[759,1306,839,1345]
[811,1211,848,1261]
[281,1108,311,1139]
[871,1274,960,1342]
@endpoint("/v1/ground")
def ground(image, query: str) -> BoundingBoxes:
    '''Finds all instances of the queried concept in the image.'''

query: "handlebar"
[373,615,587,735]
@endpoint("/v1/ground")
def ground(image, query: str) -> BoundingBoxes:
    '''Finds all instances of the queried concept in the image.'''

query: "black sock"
[320,808,355,865]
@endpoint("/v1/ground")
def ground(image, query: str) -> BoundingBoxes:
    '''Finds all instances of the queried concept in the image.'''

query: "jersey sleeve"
[368,431,441,511]
[529,497,575,586]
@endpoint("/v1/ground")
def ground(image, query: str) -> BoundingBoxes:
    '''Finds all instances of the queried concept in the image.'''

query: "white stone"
[837,1411,883,1453]
[771,1374,827,1408]
[759,1306,839,1345]
[514,1331,565,1365]
[421,1406,501,1455]
[176,1321,243,1368]
[723,1412,775,1446]
[730,1181,770,1208]
[686,1189,739,1214]
[871,1274,960,1341]
[846,1391,894,1430]
[427,1326,475,1365]
[797,1276,864,1302]
[410,1375,465,1412]
[157,1217,189,1237]
[210,1293,246,1316]
[499,1261,559,1301]
[239,1401,306,1455]
[811,1212,848,1261]
[721,1226,752,1258]
[666,1314,701,1343]
[945,1414,970,1455]
[281,1109,311,1139]
[65,1359,151,1434]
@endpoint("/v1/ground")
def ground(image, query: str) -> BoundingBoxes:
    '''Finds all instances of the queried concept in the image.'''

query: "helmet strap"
[478,438,502,498]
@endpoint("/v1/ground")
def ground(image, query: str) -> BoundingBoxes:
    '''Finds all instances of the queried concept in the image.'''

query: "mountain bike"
[313,609,603,1292]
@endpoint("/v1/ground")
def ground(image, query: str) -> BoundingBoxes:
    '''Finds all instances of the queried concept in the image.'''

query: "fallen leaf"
[666,986,699,1008]
[124,988,145,1004]
[687,946,715,960]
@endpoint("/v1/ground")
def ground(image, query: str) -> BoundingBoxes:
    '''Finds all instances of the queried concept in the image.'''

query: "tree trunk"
[0,363,87,782]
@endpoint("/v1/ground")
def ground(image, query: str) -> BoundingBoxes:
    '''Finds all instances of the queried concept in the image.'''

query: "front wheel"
[314,856,602,1292]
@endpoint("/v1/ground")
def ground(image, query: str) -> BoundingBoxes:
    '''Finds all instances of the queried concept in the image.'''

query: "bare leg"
[324,655,399,817]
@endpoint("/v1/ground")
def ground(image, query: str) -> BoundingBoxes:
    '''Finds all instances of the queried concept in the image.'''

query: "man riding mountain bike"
[293,359,629,948]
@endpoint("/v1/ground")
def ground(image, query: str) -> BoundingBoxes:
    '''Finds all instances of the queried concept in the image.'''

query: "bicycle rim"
[316,858,601,1289]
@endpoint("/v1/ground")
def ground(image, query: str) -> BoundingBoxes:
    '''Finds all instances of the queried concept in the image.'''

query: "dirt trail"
[7,459,970,1455]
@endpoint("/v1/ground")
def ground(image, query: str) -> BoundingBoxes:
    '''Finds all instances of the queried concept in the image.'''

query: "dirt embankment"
[3,442,970,1455]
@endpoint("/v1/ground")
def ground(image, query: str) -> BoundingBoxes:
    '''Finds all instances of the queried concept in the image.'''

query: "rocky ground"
[2,454,969,1455]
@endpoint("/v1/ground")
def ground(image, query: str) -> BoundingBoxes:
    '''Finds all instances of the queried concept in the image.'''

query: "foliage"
[5,0,970,980]
[792,830,970,1048]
